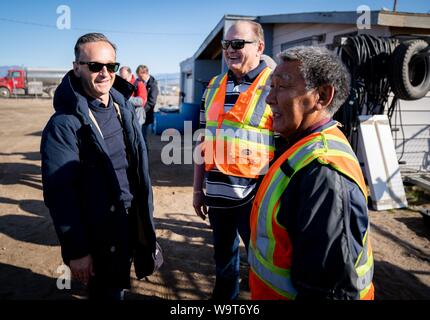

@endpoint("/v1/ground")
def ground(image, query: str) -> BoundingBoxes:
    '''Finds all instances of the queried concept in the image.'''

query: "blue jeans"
[208,200,252,300]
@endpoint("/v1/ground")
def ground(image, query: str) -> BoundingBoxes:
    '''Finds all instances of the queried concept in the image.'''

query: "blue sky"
[0,0,428,74]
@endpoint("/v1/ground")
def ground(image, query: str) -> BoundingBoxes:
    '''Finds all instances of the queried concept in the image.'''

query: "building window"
[281,34,326,51]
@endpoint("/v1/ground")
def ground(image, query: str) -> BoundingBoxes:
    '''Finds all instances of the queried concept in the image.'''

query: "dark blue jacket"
[40,71,156,287]
[276,120,370,299]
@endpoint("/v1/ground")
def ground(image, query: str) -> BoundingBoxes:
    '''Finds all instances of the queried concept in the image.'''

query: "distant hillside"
[154,73,180,85]
[0,66,180,86]
[0,65,20,77]
[0,65,68,77]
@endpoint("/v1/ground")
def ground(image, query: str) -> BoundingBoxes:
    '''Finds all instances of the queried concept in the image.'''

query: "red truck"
[0,67,67,98]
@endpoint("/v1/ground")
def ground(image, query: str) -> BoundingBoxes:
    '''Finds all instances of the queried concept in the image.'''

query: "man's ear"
[315,84,334,110]
[73,61,80,78]
[257,40,265,56]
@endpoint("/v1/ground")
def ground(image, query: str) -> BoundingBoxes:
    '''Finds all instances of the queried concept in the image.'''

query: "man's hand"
[69,254,94,285]
[193,190,208,220]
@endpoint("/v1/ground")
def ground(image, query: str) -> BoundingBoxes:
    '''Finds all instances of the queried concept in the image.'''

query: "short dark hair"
[136,65,149,74]
[74,33,117,61]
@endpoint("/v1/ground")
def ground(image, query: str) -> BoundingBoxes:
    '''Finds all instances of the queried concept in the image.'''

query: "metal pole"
[393,0,398,12]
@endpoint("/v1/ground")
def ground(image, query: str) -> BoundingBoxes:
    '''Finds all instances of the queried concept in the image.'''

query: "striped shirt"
[200,61,268,208]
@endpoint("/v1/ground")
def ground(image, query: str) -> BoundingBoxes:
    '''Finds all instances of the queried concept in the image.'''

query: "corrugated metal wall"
[389,93,430,172]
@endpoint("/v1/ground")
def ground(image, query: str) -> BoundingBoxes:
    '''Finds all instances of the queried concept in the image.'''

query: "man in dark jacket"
[136,65,159,145]
[41,33,158,300]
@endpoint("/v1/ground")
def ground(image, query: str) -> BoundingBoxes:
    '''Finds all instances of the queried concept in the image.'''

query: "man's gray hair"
[74,33,117,61]
[229,20,265,43]
[277,46,350,116]
[120,66,132,74]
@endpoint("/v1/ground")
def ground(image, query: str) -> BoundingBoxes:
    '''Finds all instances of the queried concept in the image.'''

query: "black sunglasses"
[221,39,256,50]
[78,61,120,73]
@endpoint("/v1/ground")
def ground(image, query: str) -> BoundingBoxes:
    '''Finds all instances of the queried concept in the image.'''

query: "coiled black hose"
[335,35,398,150]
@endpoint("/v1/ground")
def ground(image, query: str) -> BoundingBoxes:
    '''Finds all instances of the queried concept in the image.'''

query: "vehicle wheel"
[389,39,430,100]
[48,87,56,99]
[0,87,10,98]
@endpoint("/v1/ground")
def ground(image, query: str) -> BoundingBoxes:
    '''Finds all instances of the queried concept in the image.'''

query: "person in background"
[193,20,274,300]
[179,91,186,103]
[248,46,374,300]
[119,66,147,127]
[261,54,277,70]
[41,33,158,300]
[136,65,159,146]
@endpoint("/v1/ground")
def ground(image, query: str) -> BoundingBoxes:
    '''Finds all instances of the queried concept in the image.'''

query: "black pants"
[87,207,131,300]
[88,276,124,300]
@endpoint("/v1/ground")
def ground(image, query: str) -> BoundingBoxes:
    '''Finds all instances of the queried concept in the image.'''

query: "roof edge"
[259,10,380,25]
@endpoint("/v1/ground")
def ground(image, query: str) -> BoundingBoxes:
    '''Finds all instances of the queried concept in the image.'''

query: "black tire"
[389,39,430,100]
[0,87,10,98]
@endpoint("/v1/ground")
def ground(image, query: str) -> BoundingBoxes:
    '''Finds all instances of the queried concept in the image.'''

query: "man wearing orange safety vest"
[193,20,274,300]
[249,46,374,300]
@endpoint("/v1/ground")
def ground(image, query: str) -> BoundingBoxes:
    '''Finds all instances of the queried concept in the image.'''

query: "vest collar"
[228,60,268,85]
[276,118,334,157]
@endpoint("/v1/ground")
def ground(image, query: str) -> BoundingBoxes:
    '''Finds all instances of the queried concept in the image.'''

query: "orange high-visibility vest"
[203,67,274,179]
[249,123,374,300]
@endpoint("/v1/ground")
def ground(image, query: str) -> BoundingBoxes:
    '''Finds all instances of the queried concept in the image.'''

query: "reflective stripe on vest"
[203,67,274,178]
[248,245,297,299]
[249,123,374,300]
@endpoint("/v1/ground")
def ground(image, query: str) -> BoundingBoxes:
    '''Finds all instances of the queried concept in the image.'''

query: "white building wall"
[388,93,430,172]
[184,74,194,104]
[180,58,194,104]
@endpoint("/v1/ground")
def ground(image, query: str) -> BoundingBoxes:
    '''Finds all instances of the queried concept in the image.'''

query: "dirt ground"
[0,98,429,300]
